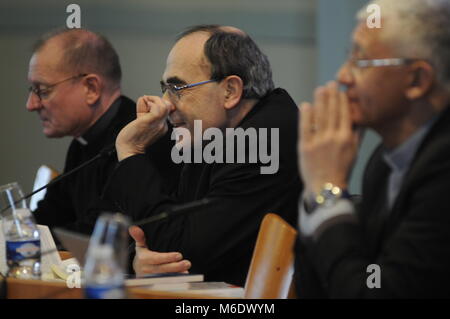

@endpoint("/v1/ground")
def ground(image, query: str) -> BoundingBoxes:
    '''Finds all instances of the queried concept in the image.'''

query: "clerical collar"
[76,97,121,146]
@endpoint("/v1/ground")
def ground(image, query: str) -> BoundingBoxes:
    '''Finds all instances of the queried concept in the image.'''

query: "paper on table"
[0,222,62,277]
[29,165,54,211]
[51,258,80,280]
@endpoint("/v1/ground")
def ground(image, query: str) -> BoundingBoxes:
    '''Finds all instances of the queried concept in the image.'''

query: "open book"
[132,281,244,298]
[125,273,204,287]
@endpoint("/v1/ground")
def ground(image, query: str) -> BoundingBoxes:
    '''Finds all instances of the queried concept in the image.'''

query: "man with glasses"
[102,25,301,286]
[27,29,180,247]
[295,0,450,298]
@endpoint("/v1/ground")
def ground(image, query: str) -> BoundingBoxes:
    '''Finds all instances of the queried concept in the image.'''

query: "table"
[4,251,240,299]
[5,278,239,299]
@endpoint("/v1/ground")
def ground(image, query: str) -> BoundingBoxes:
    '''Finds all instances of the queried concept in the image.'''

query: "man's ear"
[222,75,244,110]
[83,74,102,105]
[405,61,435,100]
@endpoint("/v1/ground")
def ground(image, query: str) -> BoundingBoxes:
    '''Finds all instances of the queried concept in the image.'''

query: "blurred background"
[0,0,378,195]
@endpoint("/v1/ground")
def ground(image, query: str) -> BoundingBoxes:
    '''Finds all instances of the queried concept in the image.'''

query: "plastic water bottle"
[0,182,41,279]
[83,213,130,299]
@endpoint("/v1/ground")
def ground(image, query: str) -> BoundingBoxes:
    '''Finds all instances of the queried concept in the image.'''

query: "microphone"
[98,144,117,158]
[133,197,215,227]
[33,197,217,259]
[0,144,116,215]
[126,197,216,259]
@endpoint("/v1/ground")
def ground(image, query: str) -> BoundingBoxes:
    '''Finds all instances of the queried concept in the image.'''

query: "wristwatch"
[316,183,350,207]
[305,183,350,213]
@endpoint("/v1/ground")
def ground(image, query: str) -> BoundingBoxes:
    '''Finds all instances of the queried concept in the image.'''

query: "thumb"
[129,225,147,248]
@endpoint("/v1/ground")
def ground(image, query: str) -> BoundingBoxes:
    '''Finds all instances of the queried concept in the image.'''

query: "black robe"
[34,96,180,235]
[103,88,302,286]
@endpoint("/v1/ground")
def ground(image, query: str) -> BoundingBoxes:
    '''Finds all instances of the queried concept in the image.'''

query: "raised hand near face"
[116,96,172,161]
[298,81,362,199]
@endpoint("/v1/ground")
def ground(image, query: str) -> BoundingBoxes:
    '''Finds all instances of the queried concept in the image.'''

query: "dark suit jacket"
[34,96,179,235]
[295,107,450,298]
[103,88,302,286]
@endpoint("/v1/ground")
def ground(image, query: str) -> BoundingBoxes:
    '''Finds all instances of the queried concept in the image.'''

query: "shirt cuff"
[298,192,356,239]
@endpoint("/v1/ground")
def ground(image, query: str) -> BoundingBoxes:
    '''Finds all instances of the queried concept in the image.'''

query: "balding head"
[33,28,122,91]
[27,28,122,138]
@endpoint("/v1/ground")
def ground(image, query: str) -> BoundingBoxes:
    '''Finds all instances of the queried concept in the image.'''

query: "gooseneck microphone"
[133,197,215,226]
[37,197,217,258]
[0,144,116,215]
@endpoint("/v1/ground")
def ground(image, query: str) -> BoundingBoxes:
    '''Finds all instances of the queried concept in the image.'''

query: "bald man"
[27,29,180,239]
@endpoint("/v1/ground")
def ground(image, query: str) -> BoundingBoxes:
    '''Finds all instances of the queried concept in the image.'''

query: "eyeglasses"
[160,79,218,100]
[347,58,421,75]
[28,73,87,101]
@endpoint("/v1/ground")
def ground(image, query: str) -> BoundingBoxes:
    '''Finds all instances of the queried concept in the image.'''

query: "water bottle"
[0,182,41,279]
[83,213,130,299]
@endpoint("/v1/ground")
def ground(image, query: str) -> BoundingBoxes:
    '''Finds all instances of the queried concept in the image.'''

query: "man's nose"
[162,93,176,113]
[26,91,42,111]
[336,61,354,87]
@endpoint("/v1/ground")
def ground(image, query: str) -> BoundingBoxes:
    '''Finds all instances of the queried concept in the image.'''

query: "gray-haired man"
[296,0,450,298]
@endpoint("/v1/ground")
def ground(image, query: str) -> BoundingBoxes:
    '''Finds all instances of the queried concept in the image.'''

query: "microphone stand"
[0,146,116,215]
[33,197,217,259]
